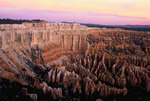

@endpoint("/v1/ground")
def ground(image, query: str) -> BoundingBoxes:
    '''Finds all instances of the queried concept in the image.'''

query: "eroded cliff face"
[0,22,150,101]
[0,22,88,52]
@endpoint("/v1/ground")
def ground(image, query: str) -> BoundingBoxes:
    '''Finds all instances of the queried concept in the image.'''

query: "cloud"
[0,7,150,25]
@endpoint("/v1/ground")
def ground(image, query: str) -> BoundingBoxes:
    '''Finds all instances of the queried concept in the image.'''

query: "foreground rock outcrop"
[0,22,150,101]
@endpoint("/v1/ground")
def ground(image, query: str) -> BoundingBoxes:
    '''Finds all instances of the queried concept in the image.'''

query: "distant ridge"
[81,23,150,31]
[0,18,45,24]
[0,19,150,31]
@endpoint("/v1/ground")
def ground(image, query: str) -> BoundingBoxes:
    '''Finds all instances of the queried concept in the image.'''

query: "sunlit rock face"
[0,22,150,101]
[0,22,88,51]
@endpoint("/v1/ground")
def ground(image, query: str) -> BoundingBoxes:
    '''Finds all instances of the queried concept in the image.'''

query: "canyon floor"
[0,22,150,101]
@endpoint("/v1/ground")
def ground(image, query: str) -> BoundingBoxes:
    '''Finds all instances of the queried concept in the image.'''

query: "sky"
[0,0,150,25]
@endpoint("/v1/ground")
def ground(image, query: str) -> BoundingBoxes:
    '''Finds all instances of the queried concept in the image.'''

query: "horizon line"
[1,18,150,26]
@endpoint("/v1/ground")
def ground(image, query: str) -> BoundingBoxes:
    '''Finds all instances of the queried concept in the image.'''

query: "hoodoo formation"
[0,21,150,101]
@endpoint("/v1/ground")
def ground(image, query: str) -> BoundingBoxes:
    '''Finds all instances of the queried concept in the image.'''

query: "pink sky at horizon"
[0,0,150,25]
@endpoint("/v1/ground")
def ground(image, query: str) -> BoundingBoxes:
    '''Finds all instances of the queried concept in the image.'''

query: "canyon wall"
[0,22,88,54]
